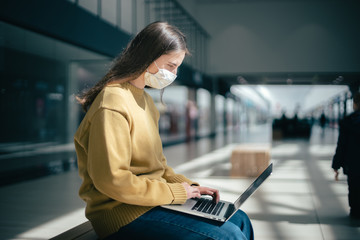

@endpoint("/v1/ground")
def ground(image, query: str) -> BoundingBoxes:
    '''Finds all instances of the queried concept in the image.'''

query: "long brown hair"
[77,21,189,112]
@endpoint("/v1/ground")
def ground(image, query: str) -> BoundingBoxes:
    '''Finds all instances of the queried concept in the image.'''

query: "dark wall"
[0,47,66,143]
[0,0,131,58]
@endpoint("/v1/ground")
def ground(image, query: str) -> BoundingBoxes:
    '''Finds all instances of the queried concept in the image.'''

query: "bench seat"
[50,221,98,240]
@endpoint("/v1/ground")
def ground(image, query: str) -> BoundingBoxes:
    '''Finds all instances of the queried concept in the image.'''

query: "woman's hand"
[181,182,201,199]
[194,186,220,203]
[181,183,220,203]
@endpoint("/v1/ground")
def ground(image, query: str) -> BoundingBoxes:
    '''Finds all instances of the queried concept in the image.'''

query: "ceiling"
[184,0,360,90]
[217,72,360,97]
[231,84,350,117]
[219,71,359,84]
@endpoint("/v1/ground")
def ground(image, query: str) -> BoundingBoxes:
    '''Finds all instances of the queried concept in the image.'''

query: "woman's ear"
[147,62,158,74]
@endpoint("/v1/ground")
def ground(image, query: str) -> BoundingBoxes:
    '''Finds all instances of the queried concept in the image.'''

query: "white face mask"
[144,61,177,89]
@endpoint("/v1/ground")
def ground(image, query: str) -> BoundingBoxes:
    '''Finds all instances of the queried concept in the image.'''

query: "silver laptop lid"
[233,163,273,209]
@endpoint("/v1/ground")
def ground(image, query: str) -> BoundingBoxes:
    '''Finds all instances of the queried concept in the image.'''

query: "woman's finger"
[194,186,220,203]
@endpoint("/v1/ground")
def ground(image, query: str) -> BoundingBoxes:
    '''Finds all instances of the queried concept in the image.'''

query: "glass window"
[197,88,211,136]
[102,0,117,26]
[79,0,98,15]
[146,85,188,141]
[215,94,224,131]
[0,21,108,184]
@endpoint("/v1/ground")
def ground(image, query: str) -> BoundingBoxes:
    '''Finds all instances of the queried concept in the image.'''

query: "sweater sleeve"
[87,109,187,206]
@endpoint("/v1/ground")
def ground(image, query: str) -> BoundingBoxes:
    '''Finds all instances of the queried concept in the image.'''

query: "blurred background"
[0,0,359,239]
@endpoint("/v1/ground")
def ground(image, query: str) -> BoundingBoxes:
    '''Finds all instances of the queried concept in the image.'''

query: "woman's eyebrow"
[168,61,178,67]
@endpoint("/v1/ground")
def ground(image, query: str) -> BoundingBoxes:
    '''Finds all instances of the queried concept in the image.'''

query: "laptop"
[162,163,273,222]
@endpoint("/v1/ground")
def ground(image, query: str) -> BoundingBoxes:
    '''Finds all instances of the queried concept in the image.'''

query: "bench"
[50,221,98,240]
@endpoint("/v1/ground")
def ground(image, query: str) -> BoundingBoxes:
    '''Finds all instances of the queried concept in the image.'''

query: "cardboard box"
[231,143,271,177]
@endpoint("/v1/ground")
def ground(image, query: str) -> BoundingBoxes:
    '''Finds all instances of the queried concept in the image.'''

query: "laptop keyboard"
[191,198,225,216]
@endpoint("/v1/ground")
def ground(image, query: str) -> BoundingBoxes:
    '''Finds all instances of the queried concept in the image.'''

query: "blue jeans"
[105,207,254,240]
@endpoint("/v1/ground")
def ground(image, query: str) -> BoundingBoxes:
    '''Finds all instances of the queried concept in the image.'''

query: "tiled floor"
[0,124,359,239]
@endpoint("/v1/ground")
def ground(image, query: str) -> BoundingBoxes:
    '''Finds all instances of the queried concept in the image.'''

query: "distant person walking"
[332,92,360,219]
[320,112,326,129]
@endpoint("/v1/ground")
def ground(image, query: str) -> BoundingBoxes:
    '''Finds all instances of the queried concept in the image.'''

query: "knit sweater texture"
[74,82,196,239]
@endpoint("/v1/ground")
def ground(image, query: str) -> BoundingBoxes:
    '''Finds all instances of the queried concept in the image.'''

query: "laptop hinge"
[224,204,235,218]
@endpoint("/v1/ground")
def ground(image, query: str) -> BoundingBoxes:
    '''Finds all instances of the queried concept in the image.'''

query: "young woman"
[74,21,254,240]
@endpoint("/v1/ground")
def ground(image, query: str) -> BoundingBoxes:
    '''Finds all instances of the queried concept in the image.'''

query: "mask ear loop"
[146,61,160,74]
[147,61,159,74]
[154,61,160,70]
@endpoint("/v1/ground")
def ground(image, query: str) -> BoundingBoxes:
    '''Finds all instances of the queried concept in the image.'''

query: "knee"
[219,221,251,240]
[219,223,244,240]
[228,210,254,240]
[231,210,252,226]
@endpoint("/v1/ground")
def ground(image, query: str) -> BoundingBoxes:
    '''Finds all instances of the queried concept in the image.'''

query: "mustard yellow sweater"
[74,82,197,239]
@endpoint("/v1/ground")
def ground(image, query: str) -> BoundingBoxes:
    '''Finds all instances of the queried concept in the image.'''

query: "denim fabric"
[105,207,254,240]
